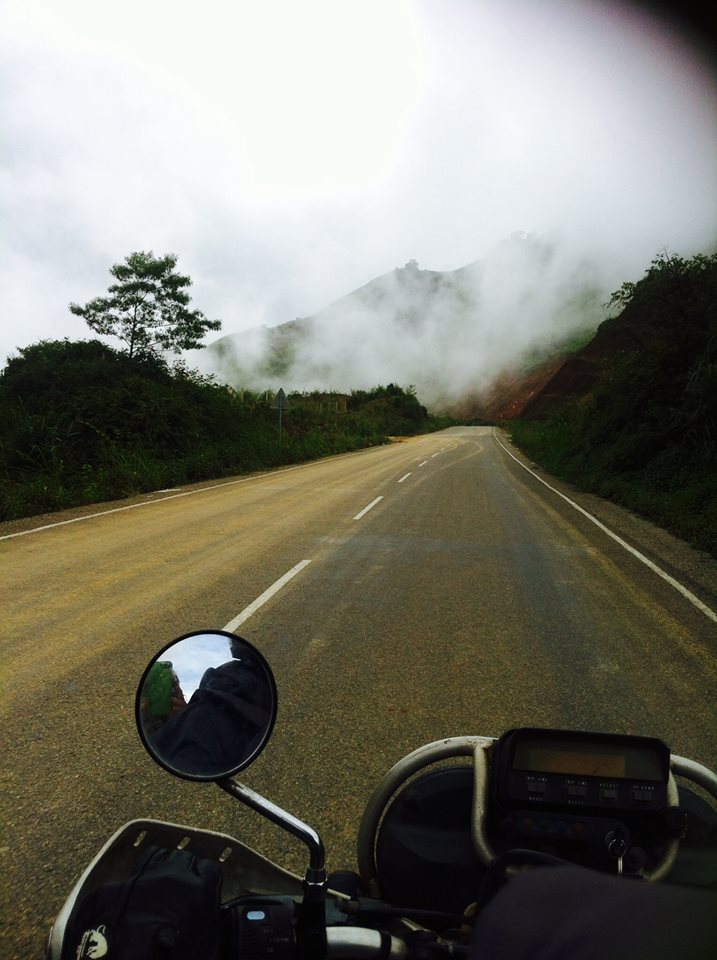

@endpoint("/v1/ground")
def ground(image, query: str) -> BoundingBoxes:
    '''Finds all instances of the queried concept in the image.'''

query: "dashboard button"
[527,780,547,796]
[632,786,653,803]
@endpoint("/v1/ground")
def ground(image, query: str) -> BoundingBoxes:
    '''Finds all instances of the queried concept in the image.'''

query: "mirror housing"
[136,630,277,781]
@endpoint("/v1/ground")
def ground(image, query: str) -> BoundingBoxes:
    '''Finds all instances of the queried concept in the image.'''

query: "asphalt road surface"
[2,426,716,958]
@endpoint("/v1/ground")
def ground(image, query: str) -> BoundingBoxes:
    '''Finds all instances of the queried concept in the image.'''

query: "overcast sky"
[2,0,715,368]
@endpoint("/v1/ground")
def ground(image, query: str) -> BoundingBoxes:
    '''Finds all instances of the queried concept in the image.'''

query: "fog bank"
[191,235,608,407]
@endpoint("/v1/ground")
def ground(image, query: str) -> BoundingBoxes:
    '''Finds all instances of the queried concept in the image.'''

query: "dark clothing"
[151,660,272,777]
[470,866,716,960]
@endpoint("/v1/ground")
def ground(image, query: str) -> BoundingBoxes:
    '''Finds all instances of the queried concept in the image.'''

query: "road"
[2,426,716,958]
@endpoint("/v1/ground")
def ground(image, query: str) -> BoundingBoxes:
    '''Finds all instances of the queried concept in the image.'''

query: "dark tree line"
[0,340,442,520]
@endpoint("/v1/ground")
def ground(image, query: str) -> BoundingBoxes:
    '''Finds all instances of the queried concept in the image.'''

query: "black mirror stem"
[217,777,326,876]
[218,778,328,957]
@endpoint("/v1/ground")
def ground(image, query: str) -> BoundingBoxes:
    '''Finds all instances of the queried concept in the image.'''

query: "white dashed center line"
[353,497,384,520]
[223,560,312,632]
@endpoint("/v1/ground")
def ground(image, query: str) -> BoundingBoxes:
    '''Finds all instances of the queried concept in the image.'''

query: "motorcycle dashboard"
[476,728,678,878]
[492,727,671,813]
[512,732,665,781]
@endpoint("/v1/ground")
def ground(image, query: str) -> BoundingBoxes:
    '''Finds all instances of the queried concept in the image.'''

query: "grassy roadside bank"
[508,417,716,557]
[0,339,456,522]
[506,253,716,558]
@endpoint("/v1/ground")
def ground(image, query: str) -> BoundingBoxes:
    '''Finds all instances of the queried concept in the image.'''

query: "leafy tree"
[69,251,221,359]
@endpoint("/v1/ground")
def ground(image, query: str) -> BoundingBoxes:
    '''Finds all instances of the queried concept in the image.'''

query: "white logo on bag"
[77,925,109,959]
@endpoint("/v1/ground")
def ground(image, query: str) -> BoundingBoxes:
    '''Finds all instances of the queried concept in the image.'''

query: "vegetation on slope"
[508,252,716,554]
[0,339,453,521]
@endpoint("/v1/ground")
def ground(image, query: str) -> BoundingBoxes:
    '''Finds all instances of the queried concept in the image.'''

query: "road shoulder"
[494,428,717,614]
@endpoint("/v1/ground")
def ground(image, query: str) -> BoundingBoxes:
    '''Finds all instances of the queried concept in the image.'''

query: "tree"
[70,251,221,359]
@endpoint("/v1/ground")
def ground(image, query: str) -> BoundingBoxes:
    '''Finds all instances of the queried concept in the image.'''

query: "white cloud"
[1,0,715,372]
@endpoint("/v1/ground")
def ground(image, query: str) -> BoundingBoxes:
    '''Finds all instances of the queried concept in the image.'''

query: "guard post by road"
[272,388,289,444]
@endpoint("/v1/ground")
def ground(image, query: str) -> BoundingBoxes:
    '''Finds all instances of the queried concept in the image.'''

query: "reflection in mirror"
[136,631,277,781]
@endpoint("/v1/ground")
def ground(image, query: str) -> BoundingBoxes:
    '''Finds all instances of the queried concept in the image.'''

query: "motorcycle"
[47,630,717,960]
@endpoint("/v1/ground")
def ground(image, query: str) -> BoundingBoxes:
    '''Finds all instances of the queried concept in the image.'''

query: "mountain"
[195,235,605,411]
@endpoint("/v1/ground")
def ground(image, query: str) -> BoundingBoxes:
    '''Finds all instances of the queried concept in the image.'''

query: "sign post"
[272,388,289,443]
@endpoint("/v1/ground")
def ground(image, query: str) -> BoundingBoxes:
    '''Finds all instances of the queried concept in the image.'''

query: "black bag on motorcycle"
[62,845,223,960]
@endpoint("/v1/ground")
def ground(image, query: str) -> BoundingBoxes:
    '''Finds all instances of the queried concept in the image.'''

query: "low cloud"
[194,235,608,408]
[2,0,715,372]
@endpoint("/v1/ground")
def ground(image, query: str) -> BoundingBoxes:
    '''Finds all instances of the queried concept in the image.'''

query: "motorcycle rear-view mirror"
[135,630,277,781]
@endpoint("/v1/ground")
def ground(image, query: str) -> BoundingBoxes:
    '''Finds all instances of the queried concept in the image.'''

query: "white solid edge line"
[0,446,380,542]
[223,560,311,633]
[492,428,717,624]
[398,473,412,483]
[353,496,384,520]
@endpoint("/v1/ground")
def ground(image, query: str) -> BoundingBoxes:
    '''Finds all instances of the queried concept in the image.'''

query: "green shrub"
[0,342,449,520]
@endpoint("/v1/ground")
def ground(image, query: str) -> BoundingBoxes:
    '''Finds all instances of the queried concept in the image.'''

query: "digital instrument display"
[513,736,664,782]
[490,729,672,876]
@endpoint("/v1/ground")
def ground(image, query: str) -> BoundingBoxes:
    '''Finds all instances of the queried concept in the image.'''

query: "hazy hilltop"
[194,234,606,410]
[503,250,716,423]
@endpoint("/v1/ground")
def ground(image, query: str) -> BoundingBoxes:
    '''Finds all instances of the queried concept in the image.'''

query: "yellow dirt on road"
[2,428,716,959]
